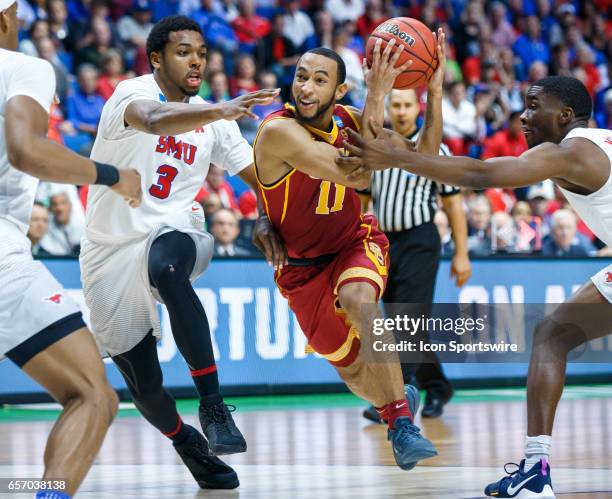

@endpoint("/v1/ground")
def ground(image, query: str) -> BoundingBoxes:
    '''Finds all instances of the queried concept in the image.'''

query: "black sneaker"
[199,402,247,455]
[173,424,239,489]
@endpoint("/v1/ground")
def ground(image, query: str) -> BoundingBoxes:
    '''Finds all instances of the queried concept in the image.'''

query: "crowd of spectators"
[19,0,612,258]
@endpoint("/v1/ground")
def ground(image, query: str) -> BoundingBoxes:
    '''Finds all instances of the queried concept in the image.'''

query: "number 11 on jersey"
[316,181,345,214]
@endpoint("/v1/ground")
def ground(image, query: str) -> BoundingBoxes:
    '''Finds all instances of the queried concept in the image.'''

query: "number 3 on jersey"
[315,181,345,214]
[149,164,178,199]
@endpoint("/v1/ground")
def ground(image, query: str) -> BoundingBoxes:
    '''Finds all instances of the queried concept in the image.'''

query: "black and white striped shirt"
[368,129,459,233]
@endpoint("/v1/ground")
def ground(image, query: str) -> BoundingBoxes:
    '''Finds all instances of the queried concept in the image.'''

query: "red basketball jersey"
[255,104,362,259]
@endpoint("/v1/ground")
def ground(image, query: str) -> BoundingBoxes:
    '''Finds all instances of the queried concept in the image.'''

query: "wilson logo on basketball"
[375,23,416,47]
[605,271,612,284]
[43,293,64,305]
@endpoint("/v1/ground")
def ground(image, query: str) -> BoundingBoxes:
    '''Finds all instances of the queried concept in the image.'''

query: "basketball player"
[339,75,611,498]
[252,32,447,470]
[0,2,142,498]
[80,16,279,489]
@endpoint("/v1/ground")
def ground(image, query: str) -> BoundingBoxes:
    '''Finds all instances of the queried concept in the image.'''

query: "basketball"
[366,17,438,89]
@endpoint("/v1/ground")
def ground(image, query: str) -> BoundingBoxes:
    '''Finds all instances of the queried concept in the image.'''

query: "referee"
[362,89,472,420]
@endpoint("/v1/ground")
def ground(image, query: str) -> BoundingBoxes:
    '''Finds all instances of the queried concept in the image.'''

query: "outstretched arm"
[6,96,142,206]
[339,133,594,190]
[124,89,279,136]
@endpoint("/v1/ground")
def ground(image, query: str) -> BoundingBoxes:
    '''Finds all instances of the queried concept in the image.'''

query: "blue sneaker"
[387,385,438,470]
[484,459,555,498]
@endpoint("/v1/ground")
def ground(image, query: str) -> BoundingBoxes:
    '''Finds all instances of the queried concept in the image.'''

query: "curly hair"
[146,16,204,69]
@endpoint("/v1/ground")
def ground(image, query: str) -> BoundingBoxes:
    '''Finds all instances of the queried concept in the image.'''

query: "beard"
[292,92,336,126]
[179,84,200,97]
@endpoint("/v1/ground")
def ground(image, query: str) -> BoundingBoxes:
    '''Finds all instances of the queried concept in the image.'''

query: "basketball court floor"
[2,386,612,498]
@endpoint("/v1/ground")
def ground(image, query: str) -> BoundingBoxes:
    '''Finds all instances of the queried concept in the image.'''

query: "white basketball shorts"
[80,214,214,357]
[0,219,84,365]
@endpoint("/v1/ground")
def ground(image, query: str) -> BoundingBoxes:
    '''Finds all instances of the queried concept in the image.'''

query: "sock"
[163,416,191,445]
[200,392,223,408]
[524,434,552,471]
[377,399,413,429]
[190,364,220,397]
[36,492,70,499]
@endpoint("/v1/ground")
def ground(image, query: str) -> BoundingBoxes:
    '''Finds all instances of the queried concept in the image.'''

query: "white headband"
[0,0,16,10]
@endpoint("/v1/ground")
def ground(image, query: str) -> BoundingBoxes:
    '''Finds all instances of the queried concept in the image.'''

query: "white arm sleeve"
[210,119,254,175]
[7,57,55,113]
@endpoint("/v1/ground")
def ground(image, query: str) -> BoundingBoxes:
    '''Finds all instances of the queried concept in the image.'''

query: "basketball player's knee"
[150,260,188,291]
[532,317,579,357]
[62,374,118,423]
[338,285,376,320]
[335,354,364,378]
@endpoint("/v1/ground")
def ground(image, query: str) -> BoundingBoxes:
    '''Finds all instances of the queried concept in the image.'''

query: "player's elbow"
[7,141,31,172]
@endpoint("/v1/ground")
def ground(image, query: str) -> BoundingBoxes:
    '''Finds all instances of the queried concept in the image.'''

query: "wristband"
[94,161,120,186]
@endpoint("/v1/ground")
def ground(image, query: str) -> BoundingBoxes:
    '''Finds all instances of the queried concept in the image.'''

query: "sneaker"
[363,385,421,424]
[484,459,555,498]
[199,402,247,455]
[388,417,438,470]
[421,387,454,418]
[173,424,239,489]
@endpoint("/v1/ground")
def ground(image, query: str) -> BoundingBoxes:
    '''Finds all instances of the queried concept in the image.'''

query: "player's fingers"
[382,38,399,65]
[335,155,360,171]
[345,127,365,146]
[270,234,285,270]
[347,166,368,181]
[396,58,413,74]
[389,43,404,67]
[342,141,363,157]
[255,232,274,265]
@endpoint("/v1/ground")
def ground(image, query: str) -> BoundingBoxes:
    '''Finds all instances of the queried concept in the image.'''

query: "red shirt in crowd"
[481,129,528,159]
[231,16,270,45]
[97,74,127,101]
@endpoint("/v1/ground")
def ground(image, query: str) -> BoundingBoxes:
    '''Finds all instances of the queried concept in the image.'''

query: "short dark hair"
[146,16,204,69]
[532,76,592,120]
[303,47,346,85]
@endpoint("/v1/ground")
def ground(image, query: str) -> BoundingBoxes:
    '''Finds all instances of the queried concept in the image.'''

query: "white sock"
[524,435,552,471]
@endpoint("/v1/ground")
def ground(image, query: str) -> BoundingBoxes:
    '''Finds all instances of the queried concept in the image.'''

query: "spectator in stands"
[47,0,72,51]
[231,0,270,53]
[18,19,50,57]
[356,0,386,40]
[325,0,364,24]
[526,60,548,84]
[482,111,528,159]
[513,15,550,69]
[442,81,477,155]
[434,210,455,257]
[535,0,562,46]
[550,43,572,77]
[40,191,84,256]
[303,10,334,52]
[542,209,596,257]
[35,37,70,101]
[595,88,612,129]
[333,27,365,107]
[64,64,105,155]
[453,0,483,62]
[191,0,239,63]
[204,164,239,211]
[96,49,127,101]
[198,48,225,99]
[73,17,115,69]
[258,12,299,85]
[28,202,52,257]
[282,0,314,51]
[202,192,222,219]
[573,43,600,97]
[211,208,252,256]
[467,195,492,254]
[490,2,516,50]
[229,53,258,97]
[117,0,154,65]
[71,0,115,53]
[208,71,230,103]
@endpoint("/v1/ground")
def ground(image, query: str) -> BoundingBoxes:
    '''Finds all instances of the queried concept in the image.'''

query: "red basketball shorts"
[275,214,389,367]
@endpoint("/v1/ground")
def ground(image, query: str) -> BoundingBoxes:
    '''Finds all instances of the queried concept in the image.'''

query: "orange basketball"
[366,17,438,90]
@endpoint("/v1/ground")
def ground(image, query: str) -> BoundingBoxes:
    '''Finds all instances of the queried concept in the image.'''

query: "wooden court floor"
[1,386,612,498]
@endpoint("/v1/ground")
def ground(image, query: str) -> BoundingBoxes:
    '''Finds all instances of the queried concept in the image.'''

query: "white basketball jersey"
[86,74,253,243]
[559,127,612,247]
[0,49,55,234]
